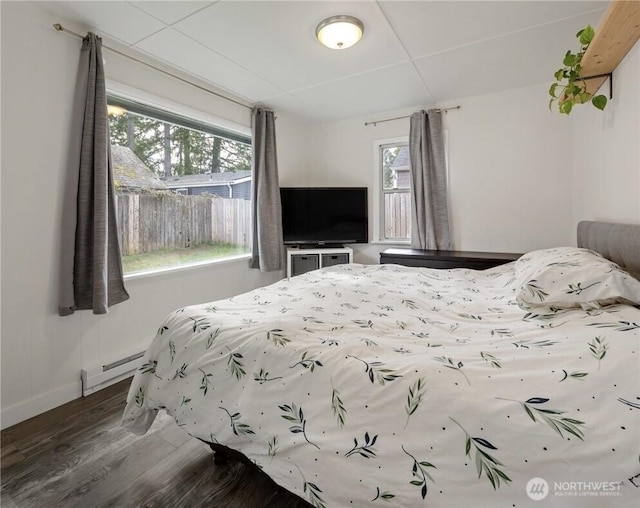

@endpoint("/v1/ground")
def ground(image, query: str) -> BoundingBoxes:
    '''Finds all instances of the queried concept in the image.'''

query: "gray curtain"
[59,33,129,316]
[250,107,284,272]
[409,109,451,250]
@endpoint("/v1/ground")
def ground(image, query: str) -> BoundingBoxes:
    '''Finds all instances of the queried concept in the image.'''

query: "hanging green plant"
[549,25,607,114]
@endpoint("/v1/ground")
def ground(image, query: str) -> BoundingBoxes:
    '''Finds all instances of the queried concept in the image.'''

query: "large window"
[378,140,411,242]
[107,94,252,275]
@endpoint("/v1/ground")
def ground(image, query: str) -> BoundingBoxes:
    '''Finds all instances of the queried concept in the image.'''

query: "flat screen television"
[280,187,368,246]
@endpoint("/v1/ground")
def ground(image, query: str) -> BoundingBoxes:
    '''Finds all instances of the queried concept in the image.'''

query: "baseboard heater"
[81,351,145,397]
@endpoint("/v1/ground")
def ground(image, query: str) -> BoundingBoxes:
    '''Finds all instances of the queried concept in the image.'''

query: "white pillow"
[514,247,640,310]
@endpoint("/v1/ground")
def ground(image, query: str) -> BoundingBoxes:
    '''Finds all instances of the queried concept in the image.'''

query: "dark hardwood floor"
[1,379,312,508]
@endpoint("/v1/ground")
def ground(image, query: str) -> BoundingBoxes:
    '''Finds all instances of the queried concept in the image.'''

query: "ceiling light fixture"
[316,15,364,50]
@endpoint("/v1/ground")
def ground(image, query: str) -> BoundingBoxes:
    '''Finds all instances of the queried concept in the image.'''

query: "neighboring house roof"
[164,169,252,189]
[391,146,409,171]
[111,145,169,192]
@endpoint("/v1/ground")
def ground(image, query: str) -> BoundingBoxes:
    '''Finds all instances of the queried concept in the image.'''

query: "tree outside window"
[109,111,251,178]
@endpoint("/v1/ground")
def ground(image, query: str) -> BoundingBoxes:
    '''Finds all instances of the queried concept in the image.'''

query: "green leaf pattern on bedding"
[280,403,320,450]
[497,397,585,440]
[588,335,608,369]
[331,385,346,428]
[449,417,511,490]
[402,445,436,499]
[220,406,255,436]
[122,262,640,506]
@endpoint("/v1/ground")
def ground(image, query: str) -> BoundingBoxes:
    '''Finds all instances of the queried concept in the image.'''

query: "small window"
[107,94,252,275]
[378,141,410,242]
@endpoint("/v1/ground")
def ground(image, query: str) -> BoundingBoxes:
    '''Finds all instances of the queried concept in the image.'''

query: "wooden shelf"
[581,0,640,95]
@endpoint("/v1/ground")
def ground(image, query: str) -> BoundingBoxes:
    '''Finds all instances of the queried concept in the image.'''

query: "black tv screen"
[280,187,368,245]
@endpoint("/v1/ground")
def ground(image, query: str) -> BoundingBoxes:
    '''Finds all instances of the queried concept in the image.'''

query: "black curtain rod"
[53,23,253,112]
[364,106,461,127]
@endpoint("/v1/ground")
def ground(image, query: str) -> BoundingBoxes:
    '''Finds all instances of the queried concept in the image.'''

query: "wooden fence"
[384,191,411,240]
[116,193,251,255]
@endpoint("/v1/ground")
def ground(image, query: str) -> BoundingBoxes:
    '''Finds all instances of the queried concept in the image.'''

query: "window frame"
[106,80,251,142]
[106,81,253,279]
[107,94,251,146]
[372,136,411,245]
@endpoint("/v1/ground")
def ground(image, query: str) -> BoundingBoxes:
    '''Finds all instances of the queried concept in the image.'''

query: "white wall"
[446,85,577,252]
[305,84,575,263]
[571,41,640,224]
[0,2,308,428]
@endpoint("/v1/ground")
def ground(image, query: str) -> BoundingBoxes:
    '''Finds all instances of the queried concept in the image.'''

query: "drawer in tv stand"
[287,247,353,277]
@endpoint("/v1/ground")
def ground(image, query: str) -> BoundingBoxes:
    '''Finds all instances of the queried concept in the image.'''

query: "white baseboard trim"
[1,348,146,430]
[0,381,81,430]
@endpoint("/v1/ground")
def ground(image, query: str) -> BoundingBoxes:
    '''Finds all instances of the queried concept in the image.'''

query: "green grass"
[122,242,249,275]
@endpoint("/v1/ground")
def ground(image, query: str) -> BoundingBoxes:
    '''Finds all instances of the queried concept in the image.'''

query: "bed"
[122,221,640,507]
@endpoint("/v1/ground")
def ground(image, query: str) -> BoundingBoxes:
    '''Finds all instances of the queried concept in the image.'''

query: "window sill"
[123,253,252,281]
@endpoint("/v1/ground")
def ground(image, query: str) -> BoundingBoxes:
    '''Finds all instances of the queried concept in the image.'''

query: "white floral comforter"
[122,263,640,507]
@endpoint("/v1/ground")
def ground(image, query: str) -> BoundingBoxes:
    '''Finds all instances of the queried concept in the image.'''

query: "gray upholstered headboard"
[577,221,640,279]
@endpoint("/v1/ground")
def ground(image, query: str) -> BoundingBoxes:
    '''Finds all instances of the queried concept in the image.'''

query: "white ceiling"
[39,0,609,123]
